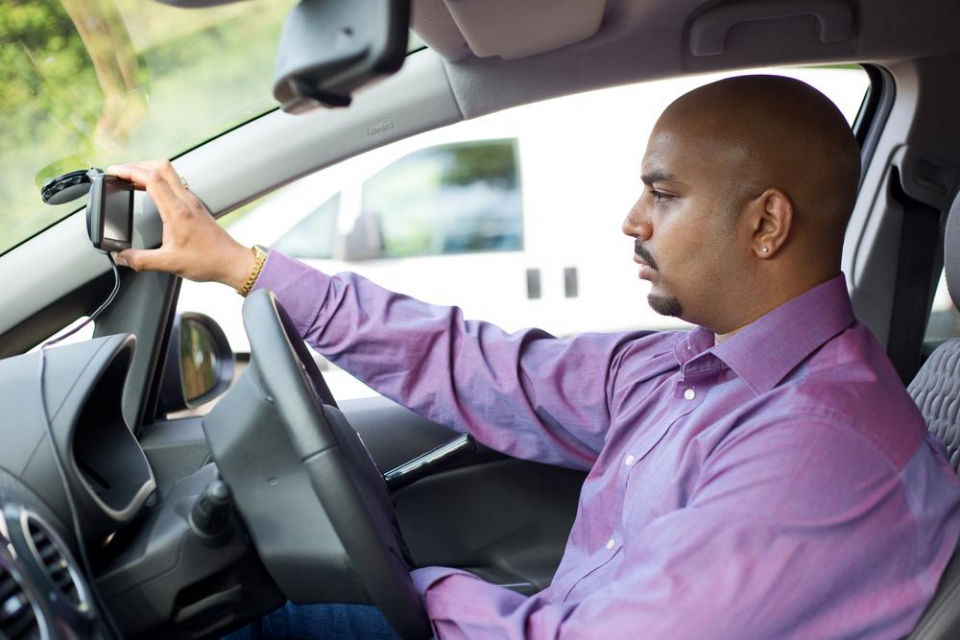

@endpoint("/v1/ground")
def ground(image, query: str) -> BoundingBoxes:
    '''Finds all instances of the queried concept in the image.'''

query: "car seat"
[904,187,960,639]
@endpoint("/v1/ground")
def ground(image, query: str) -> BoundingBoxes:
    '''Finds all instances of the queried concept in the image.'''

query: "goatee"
[648,293,683,317]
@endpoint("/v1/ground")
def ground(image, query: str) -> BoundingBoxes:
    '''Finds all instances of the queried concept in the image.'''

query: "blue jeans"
[223,602,405,640]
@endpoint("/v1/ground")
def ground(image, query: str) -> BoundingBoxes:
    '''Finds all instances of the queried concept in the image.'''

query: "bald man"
[629,75,860,335]
[112,76,960,639]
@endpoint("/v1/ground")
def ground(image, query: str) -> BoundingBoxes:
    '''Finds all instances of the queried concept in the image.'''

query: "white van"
[178,68,868,396]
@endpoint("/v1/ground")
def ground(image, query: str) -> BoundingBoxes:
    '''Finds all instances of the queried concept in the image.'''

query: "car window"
[177,65,870,406]
[925,270,960,343]
[272,193,341,260]
[363,139,523,259]
[266,140,524,263]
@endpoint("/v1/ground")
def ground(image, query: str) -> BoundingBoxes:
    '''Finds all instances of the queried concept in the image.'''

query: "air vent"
[23,514,85,610]
[0,565,41,639]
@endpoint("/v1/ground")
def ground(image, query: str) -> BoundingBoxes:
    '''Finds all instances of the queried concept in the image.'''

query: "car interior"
[1,0,960,638]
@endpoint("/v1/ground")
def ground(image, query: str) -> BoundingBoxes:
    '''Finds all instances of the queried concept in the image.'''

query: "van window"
[272,193,340,259]
[363,139,523,259]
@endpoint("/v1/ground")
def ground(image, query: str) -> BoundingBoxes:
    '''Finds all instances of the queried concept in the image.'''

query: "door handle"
[526,268,542,300]
[564,267,579,298]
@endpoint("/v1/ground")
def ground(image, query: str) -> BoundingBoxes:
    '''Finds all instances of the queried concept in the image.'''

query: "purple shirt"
[255,252,960,639]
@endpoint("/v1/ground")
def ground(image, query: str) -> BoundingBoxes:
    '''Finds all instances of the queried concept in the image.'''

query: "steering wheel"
[203,289,431,640]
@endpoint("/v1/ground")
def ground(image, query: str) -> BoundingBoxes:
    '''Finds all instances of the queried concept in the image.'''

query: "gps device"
[86,173,134,252]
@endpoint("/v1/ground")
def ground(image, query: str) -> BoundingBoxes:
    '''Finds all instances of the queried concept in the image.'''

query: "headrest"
[945,189,960,309]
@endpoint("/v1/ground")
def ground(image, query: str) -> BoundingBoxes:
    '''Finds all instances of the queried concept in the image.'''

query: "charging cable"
[36,252,123,639]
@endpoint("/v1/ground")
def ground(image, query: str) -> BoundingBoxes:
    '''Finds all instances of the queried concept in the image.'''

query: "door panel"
[395,459,584,593]
[344,395,585,591]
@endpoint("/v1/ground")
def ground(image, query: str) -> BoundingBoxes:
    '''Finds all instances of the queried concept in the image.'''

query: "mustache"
[634,241,659,271]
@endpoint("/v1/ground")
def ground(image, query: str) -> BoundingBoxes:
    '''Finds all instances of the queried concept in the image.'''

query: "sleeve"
[410,417,943,640]
[251,251,650,470]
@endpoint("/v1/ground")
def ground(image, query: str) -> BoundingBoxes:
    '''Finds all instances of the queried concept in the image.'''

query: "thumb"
[115,248,168,273]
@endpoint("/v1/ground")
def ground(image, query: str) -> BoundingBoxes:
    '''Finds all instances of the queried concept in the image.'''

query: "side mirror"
[341,211,385,262]
[160,313,235,414]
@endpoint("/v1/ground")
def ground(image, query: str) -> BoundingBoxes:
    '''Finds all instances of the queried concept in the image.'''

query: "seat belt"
[887,169,944,385]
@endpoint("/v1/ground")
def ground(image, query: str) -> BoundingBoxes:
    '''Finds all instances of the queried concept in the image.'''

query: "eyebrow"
[640,170,679,185]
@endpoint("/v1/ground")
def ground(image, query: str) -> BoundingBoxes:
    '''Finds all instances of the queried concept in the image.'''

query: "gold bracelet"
[238,245,268,297]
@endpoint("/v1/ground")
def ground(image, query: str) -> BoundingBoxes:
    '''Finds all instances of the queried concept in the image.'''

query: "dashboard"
[0,471,107,639]
[0,335,154,537]
[0,317,490,640]
[0,333,280,639]
[0,334,152,639]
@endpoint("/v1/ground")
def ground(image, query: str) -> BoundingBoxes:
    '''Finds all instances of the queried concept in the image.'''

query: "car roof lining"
[415,0,960,65]
[430,0,959,119]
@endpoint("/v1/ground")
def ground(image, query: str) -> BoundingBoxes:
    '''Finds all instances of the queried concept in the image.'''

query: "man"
[111,75,960,639]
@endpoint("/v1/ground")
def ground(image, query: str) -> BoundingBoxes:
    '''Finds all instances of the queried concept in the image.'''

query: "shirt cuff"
[250,250,333,338]
[410,566,476,595]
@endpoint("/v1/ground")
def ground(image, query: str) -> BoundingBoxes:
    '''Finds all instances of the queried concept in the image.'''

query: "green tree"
[0,0,102,152]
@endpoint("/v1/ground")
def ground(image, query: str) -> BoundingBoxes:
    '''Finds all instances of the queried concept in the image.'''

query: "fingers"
[104,164,146,191]
[107,159,226,282]
[107,160,199,225]
[115,248,170,274]
[107,160,189,195]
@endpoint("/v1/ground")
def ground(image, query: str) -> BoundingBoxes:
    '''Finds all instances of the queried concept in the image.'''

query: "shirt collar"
[694,274,855,395]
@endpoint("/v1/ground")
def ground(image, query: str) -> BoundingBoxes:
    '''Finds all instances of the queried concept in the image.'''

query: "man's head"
[622,74,861,335]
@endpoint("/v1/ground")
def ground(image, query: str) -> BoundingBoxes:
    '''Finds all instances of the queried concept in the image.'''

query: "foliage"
[0,1,100,144]
[0,0,293,255]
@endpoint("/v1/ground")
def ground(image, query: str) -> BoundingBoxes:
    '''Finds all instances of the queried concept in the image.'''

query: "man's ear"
[749,188,793,259]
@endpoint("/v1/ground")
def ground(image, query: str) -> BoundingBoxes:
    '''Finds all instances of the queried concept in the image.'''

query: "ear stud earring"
[762,247,769,253]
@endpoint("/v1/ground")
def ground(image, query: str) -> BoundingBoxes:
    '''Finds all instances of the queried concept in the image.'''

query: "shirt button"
[624,454,635,466]
[684,388,696,400]
[606,538,615,550]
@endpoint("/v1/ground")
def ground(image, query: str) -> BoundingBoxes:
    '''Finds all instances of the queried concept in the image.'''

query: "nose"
[622,197,652,241]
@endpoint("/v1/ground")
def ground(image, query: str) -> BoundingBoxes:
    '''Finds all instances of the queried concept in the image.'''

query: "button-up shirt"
[254,252,960,639]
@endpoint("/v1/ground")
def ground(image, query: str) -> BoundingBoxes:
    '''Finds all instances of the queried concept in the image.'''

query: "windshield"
[0,0,296,256]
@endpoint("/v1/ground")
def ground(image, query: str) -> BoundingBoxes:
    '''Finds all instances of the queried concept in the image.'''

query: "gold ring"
[179,175,189,190]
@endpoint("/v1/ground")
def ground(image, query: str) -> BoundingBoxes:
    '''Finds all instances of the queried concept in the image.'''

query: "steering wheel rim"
[240,289,431,640]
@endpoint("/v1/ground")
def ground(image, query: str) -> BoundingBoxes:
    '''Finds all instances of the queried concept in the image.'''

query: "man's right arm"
[253,251,647,470]
[105,159,651,469]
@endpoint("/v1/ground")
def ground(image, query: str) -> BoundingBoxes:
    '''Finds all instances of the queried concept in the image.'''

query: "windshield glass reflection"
[0,0,295,255]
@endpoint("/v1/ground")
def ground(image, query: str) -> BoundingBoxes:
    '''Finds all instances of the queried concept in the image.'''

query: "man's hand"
[108,160,256,290]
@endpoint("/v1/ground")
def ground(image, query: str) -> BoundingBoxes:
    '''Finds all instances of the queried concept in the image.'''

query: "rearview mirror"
[273,0,410,112]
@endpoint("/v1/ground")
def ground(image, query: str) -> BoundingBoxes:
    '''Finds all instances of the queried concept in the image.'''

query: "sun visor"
[411,0,472,62]
[413,0,606,61]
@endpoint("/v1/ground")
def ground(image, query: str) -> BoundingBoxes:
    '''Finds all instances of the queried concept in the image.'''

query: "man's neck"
[712,269,842,346]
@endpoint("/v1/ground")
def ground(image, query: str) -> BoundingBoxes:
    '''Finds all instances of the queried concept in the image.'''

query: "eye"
[650,188,671,203]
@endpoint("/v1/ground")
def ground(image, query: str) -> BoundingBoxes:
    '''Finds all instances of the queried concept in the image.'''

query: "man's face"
[622,120,747,329]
